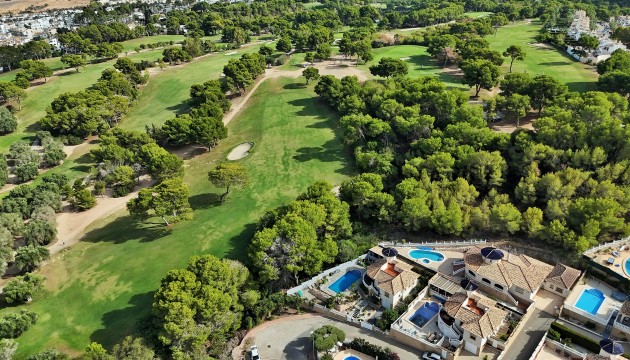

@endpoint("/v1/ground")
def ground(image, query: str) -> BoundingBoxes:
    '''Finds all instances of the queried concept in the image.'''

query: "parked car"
[421,352,441,360]
[250,345,260,360]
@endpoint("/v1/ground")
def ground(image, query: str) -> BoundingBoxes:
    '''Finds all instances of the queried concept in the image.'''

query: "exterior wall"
[380,291,394,309]
[389,327,455,360]
[462,329,486,355]
[542,281,570,298]
[508,284,536,303]
[561,307,607,331]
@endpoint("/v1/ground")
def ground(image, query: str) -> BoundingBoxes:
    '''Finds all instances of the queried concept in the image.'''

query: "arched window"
[494,284,504,291]
[482,278,491,285]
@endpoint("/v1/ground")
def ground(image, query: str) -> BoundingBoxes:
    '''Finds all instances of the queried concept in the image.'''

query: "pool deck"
[585,245,630,280]
[387,246,467,274]
[333,349,375,360]
[563,277,623,325]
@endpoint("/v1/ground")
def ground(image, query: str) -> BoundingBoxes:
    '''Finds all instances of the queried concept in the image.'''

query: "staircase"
[604,309,619,338]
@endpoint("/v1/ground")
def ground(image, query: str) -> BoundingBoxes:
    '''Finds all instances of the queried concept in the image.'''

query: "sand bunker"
[227,142,253,160]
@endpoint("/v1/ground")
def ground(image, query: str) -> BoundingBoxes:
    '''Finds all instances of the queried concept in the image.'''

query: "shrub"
[549,322,600,353]
[274,54,290,66]
[312,325,345,352]
[0,309,38,338]
[2,274,45,303]
[72,188,96,211]
[348,338,400,360]
[0,106,18,134]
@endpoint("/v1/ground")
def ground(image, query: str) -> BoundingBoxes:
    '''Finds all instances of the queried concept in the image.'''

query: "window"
[514,286,524,294]
[482,278,491,285]
[468,270,476,277]
[469,334,476,341]
[548,284,555,290]
[494,284,504,291]
[384,292,390,298]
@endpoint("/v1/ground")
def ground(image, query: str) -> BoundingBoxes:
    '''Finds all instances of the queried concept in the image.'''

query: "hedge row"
[548,322,600,353]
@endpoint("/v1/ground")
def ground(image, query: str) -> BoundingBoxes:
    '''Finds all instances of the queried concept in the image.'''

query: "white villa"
[364,248,420,309]
[462,246,581,306]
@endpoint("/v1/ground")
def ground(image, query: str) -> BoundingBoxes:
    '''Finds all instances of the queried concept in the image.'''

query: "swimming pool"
[344,357,360,360]
[625,258,630,276]
[575,288,605,315]
[409,249,445,262]
[328,270,362,293]
[410,302,440,328]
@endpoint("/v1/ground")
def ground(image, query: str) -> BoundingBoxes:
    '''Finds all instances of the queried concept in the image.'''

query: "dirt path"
[50,175,153,256]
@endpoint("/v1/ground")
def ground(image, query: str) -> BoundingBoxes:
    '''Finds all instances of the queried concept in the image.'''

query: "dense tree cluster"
[153,79,228,149]
[223,53,266,94]
[0,310,38,339]
[39,61,145,138]
[314,72,630,254]
[597,49,630,96]
[249,181,352,289]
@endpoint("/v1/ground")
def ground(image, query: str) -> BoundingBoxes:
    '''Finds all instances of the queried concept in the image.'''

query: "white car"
[421,352,441,360]
[250,345,260,360]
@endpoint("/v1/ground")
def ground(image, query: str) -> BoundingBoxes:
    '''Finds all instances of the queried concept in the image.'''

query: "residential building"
[363,247,420,309]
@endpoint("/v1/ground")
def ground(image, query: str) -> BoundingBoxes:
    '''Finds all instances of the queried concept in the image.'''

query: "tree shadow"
[165,102,191,116]
[538,61,569,66]
[188,192,223,210]
[224,222,258,263]
[566,81,597,92]
[282,336,310,359]
[293,138,348,164]
[81,214,172,245]
[283,82,307,90]
[90,291,155,350]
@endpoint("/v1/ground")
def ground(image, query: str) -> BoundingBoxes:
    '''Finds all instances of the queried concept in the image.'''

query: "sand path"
[50,175,153,256]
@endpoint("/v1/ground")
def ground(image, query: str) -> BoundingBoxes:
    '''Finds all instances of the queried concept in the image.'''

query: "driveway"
[501,309,555,360]
[234,314,422,360]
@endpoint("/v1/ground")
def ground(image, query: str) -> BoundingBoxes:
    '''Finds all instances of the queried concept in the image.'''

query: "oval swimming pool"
[625,258,630,276]
[344,357,360,360]
[409,249,445,262]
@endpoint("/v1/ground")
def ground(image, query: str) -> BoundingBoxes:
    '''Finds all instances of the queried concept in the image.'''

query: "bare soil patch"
[0,0,88,15]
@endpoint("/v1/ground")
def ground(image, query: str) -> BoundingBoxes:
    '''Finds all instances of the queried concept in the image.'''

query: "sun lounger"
[607,257,615,265]
[613,251,621,257]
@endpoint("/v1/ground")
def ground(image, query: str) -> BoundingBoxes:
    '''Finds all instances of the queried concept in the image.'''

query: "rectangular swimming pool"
[328,270,362,293]
[575,288,605,315]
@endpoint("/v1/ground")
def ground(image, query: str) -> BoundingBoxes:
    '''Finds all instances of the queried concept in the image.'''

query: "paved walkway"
[501,309,555,360]
[232,314,422,360]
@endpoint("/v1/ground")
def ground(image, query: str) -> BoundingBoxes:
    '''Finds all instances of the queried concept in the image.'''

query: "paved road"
[502,309,554,360]
[239,315,422,360]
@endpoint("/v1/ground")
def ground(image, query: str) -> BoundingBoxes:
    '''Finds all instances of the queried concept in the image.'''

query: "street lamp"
[310,331,315,359]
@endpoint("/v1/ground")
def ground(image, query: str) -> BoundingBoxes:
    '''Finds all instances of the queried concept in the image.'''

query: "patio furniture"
[607,257,615,265]
[613,251,621,257]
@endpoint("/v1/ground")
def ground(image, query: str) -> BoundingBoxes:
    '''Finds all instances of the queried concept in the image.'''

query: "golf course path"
[51,175,153,256]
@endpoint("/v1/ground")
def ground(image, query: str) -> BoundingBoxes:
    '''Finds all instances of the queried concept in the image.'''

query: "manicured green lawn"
[487,19,598,92]
[122,46,261,131]
[0,50,165,153]
[119,35,186,52]
[361,45,468,89]
[465,11,492,18]
[7,77,354,358]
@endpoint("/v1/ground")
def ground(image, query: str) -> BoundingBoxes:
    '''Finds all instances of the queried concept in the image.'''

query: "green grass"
[464,11,492,18]
[122,46,261,131]
[6,77,353,358]
[361,45,468,89]
[0,50,165,153]
[487,19,598,92]
[119,35,186,52]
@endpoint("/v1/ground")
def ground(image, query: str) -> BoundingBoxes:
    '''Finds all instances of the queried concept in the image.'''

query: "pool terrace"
[562,277,623,328]
[321,267,366,297]
[392,289,447,348]
[583,239,630,279]
[369,245,467,275]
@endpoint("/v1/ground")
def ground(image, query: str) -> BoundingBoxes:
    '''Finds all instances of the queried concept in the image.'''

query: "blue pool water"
[410,302,440,328]
[409,249,445,262]
[328,270,362,293]
[575,288,605,315]
[625,259,630,276]
[344,357,360,360]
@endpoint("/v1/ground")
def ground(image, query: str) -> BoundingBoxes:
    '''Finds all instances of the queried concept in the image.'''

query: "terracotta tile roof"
[622,300,630,315]
[464,246,554,293]
[444,292,507,338]
[545,263,581,290]
[366,258,419,295]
